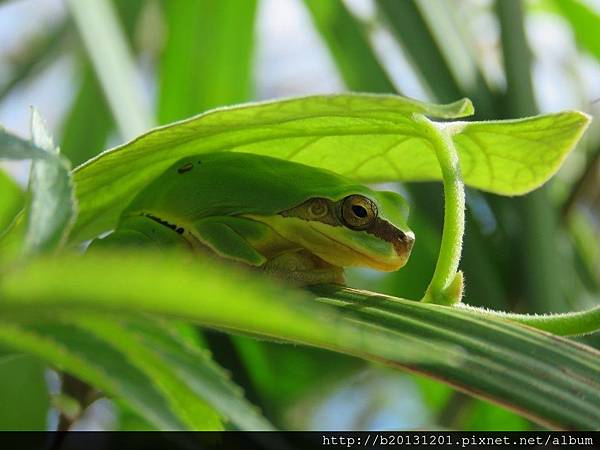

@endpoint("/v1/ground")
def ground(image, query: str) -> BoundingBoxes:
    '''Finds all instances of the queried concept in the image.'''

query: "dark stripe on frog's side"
[142,213,185,234]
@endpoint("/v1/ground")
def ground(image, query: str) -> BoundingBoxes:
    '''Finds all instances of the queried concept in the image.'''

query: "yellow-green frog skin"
[89,152,415,285]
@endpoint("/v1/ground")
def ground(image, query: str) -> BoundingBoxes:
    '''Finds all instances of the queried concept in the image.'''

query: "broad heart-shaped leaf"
[69,93,590,243]
[1,251,599,430]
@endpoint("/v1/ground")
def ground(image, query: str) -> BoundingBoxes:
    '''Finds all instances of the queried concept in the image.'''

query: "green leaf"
[0,251,450,430]
[0,170,23,234]
[158,0,258,123]
[0,354,49,430]
[67,316,224,430]
[70,94,472,242]
[108,319,275,430]
[69,94,589,243]
[0,251,599,429]
[451,112,590,196]
[0,320,188,430]
[0,114,75,256]
[550,0,600,63]
[66,0,153,139]
[25,110,76,254]
[63,316,274,430]
[0,251,452,368]
[313,285,600,430]
[303,0,396,92]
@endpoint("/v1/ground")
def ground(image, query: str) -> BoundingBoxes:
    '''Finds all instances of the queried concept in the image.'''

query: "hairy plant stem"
[311,285,600,337]
[414,114,465,305]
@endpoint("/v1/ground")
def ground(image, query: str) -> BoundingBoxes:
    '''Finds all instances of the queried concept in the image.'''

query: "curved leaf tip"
[437,97,474,119]
[453,110,592,196]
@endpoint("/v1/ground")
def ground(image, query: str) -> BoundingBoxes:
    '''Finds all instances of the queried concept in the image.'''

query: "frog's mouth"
[365,218,415,263]
[308,222,415,272]
[245,214,415,272]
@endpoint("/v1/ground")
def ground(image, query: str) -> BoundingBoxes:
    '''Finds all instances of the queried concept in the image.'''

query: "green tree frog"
[90,153,415,285]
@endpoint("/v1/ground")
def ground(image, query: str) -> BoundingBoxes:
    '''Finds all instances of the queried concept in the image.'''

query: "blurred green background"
[1,0,599,431]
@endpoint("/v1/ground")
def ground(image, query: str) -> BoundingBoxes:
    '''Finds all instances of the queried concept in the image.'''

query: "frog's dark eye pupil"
[340,195,378,230]
[352,205,368,218]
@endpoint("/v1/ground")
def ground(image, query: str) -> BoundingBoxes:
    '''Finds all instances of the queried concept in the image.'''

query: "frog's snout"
[390,230,415,269]
[400,230,415,252]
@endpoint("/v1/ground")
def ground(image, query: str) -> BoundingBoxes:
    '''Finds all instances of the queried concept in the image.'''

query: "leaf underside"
[69,94,590,242]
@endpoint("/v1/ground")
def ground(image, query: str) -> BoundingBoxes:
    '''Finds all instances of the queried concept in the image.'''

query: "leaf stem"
[455,304,600,337]
[414,114,465,305]
[311,285,600,337]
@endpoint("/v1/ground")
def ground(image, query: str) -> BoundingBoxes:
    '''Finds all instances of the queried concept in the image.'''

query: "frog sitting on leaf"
[91,152,415,286]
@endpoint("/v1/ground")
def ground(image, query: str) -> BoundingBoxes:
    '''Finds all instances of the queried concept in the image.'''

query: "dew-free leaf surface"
[0,115,75,255]
[69,94,589,242]
[0,251,599,429]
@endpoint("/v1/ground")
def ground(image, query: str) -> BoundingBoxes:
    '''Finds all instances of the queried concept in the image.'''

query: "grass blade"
[303,0,395,92]
[312,285,600,430]
[66,0,153,139]
[0,251,599,429]
[158,0,258,123]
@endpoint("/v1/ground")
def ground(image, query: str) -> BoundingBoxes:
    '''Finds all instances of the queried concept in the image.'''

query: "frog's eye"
[340,195,378,230]
[307,198,329,219]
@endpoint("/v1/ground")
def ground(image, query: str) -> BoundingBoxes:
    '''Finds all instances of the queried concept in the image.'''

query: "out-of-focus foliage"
[0,170,23,233]
[0,354,48,431]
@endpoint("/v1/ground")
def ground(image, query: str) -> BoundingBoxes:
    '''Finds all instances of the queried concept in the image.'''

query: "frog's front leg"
[261,251,345,286]
[189,216,267,266]
[190,216,345,285]
[91,214,344,286]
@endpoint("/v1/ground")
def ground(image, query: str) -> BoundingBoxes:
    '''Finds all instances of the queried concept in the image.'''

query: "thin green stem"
[311,285,600,337]
[414,115,465,305]
[456,304,600,337]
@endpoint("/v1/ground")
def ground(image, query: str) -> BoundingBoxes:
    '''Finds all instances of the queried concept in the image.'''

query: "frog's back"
[124,152,370,220]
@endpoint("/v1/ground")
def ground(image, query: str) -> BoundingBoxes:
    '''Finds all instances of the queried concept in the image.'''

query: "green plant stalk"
[313,284,600,337]
[456,304,600,337]
[415,115,464,305]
